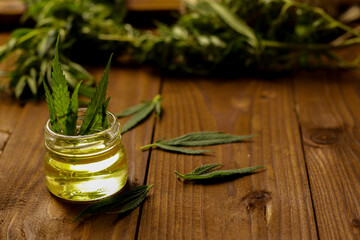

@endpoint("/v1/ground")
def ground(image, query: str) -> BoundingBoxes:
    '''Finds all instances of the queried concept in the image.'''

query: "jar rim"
[45,108,120,140]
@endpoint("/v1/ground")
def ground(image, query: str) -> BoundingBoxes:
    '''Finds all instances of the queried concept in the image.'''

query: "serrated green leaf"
[121,101,155,134]
[120,94,162,134]
[79,53,112,135]
[116,102,149,118]
[52,36,71,134]
[65,81,82,135]
[72,185,153,222]
[161,132,255,146]
[141,132,254,155]
[191,163,223,175]
[175,165,264,181]
[155,143,213,155]
[109,185,153,214]
[43,81,60,133]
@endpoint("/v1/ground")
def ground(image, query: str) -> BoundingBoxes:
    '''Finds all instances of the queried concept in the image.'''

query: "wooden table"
[0,32,360,240]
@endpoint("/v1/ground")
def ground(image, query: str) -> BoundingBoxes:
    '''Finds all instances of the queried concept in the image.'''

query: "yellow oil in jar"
[44,109,127,202]
[44,142,127,201]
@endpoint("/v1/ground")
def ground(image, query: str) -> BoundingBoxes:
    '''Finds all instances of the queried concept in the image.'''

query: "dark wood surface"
[0,33,360,239]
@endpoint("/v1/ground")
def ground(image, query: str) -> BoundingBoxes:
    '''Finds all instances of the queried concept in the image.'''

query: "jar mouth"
[45,108,120,140]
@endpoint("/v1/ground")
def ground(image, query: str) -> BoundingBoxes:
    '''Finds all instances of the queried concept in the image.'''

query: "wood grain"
[137,77,317,239]
[294,70,360,239]
[0,33,24,157]
[0,68,161,239]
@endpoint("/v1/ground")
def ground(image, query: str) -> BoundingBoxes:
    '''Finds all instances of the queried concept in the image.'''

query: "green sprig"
[44,38,112,135]
[141,132,255,155]
[175,164,264,181]
[117,94,162,134]
[72,185,153,222]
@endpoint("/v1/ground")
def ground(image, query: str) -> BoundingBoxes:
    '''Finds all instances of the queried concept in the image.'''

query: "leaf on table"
[109,190,149,214]
[175,164,264,181]
[120,94,162,134]
[155,143,213,155]
[116,102,149,118]
[191,163,223,175]
[162,132,256,146]
[155,98,162,117]
[141,132,255,155]
[72,185,153,222]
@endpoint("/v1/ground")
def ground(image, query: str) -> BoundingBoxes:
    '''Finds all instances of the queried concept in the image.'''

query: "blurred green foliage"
[0,0,359,99]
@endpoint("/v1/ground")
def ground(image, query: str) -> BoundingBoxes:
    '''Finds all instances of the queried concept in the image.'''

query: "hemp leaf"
[175,164,264,181]
[72,185,153,223]
[51,36,71,134]
[43,81,60,133]
[117,94,162,134]
[44,37,112,136]
[78,54,112,135]
[66,81,82,135]
[141,132,255,155]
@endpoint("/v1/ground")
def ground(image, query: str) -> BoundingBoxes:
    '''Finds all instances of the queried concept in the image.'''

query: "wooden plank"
[0,0,25,15]
[294,70,360,239]
[137,77,317,239]
[0,67,161,239]
[0,32,24,156]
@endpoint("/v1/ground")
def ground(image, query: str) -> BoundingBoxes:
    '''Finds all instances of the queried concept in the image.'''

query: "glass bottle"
[44,109,127,202]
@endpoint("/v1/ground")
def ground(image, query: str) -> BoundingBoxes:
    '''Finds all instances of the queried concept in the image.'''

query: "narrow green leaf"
[141,132,254,155]
[121,101,155,134]
[28,68,37,94]
[175,165,264,181]
[43,81,60,133]
[72,185,153,222]
[191,163,223,175]
[78,85,95,98]
[65,81,82,135]
[207,1,259,49]
[161,132,255,146]
[15,76,26,98]
[116,102,149,118]
[109,185,153,214]
[52,36,71,134]
[102,97,111,129]
[155,143,213,155]
[79,53,112,135]
[155,100,162,117]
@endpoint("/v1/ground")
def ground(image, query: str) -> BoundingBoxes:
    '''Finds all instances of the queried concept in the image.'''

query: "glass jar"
[44,108,128,202]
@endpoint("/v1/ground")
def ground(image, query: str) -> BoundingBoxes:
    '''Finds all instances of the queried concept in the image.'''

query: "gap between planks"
[290,73,321,240]
[134,69,165,240]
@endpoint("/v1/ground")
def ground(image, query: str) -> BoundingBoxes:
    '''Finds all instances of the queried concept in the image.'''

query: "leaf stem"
[152,94,162,103]
[262,38,360,51]
[140,143,157,150]
[174,171,185,179]
[287,1,360,38]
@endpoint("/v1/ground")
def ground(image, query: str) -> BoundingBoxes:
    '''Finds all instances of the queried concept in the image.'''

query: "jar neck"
[45,109,121,156]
